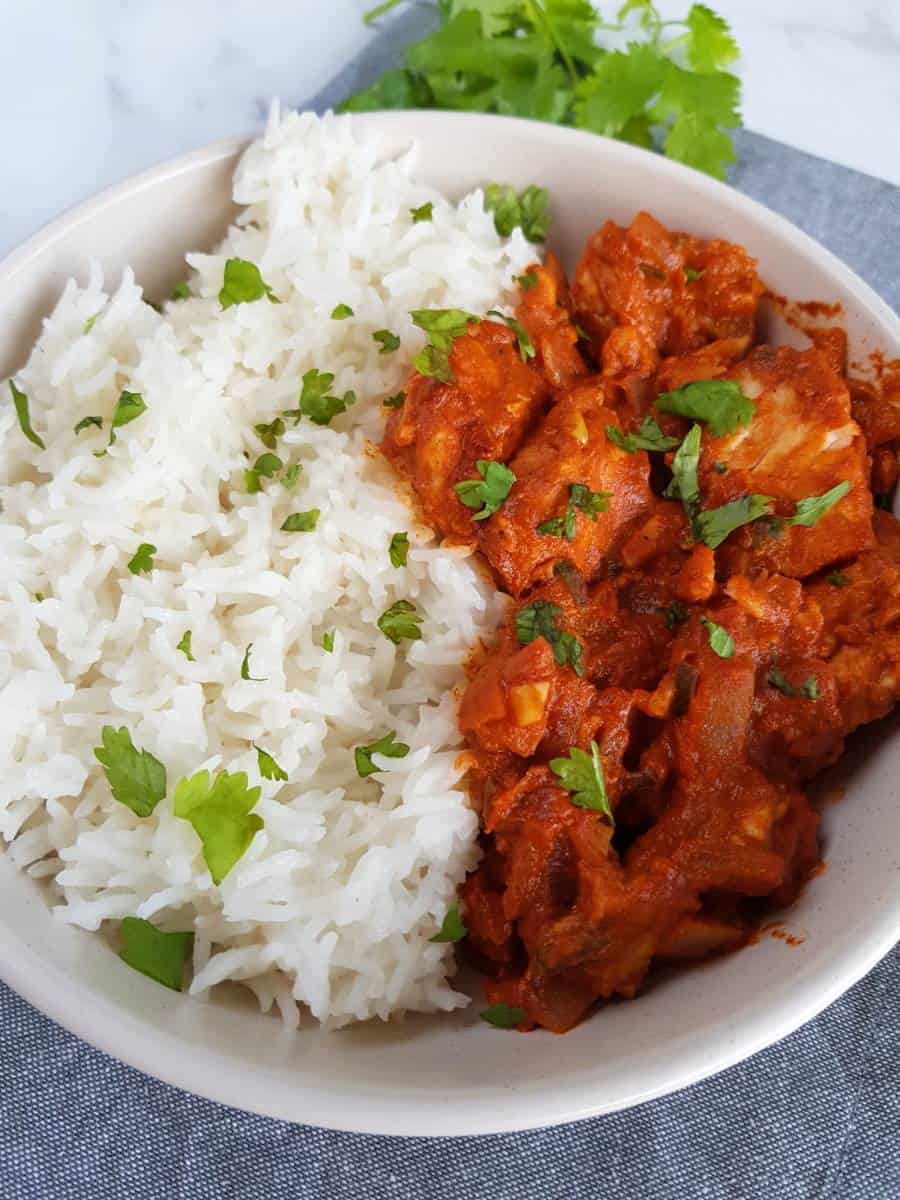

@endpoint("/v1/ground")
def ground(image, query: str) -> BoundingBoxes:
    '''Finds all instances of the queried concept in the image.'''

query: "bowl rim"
[1,109,899,1137]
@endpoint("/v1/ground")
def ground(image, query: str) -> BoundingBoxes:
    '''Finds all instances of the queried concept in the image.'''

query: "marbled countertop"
[0,0,898,260]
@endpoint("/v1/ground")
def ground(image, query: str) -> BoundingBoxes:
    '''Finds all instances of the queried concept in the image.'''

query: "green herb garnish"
[173,769,263,884]
[656,379,755,437]
[410,202,434,222]
[486,309,535,361]
[331,303,354,319]
[171,281,191,301]
[377,599,423,644]
[483,184,549,242]
[549,739,612,823]
[786,481,851,527]
[254,744,288,782]
[515,599,584,676]
[389,531,410,568]
[280,463,301,491]
[665,423,702,513]
[480,1003,527,1030]
[515,270,538,291]
[322,630,335,653]
[411,308,479,382]
[826,572,850,588]
[287,368,356,426]
[606,416,680,454]
[119,917,193,992]
[454,459,516,520]
[74,415,103,435]
[9,380,45,449]
[693,494,773,549]
[342,3,742,182]
[355,730,410,778]
[96,390,146,456]
[537,482,611,540]
[240,643,266,681]
[127,543,156,576]
[373,329,401,354]
[769,664,820,701]
[254,417,285,449]
[176,630,195,661]
[699,615,734,658]
[684,267,703,282]
[281,509,320,532]
[219,258,280,309]
[429,902,467,943]
[383,392,406,409]
[94,726,167,818]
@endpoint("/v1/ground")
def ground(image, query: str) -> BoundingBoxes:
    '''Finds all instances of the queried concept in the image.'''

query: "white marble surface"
[0,0,897,260]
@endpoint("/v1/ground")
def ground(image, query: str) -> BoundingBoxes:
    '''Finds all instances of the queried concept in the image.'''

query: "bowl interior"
[1,113,898,1137]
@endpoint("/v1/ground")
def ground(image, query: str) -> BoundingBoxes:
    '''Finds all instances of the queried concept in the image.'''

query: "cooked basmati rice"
[0,107,537,1026]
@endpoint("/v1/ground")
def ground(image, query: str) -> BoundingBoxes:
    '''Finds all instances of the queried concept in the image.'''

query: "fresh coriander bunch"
[340,1,742,180]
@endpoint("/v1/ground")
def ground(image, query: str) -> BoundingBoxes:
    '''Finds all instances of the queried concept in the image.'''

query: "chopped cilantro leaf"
[656,379,755,437]
[786,481,851,527]
[9,380,45,450]
[355,730,410,778]
[176,630,195,661]
[281,509,320,532]
[254,452,283,479]
[377,599,423,644]
[280,463,301,490]
[826,572,850,588]
[665,423,702,513]
[240,643,266,681]
[515,599,584,676]
[119,917,193,991]
[384,392,406,409]
[94,726,166,818]
[127,543,156,576]
[389,531,409,568]
[289,369,354,426]
[254,417,285,449]
[244,469,262,495]
[373,329,401,354]
[219,258,280,309]
[410,201,434,222]
[549,740,612,822]
[173,769,263,884]
[769,663,820,701]
[480,1004,527,1030]
[429,902,467,943]
[74,415,103,435]
[254,743,288,782]
[699,615,735,658]
[97,390,146,456]
[171,281,191,301]
[515,270,538,291]
[486,309,535,361]
[454,459,516,520]
[331,303,354,319]
[483,184,549,242]
[606,416,680,454]
[693,494,773,549]
[83,314,99,334]
[322,630,335,653]
[537,482,610,540]
[684,267,703,282]
[412,308,479,382]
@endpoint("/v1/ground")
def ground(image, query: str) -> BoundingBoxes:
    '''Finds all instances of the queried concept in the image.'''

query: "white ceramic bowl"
[1,113,898,1138]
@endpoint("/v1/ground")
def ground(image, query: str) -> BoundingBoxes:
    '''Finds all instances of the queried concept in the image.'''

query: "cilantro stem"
[661,32,690,53]
[526,0,578,86]
[363,0,404,23]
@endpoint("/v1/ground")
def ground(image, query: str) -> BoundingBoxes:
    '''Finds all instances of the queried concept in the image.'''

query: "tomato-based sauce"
[382,212,900,1033]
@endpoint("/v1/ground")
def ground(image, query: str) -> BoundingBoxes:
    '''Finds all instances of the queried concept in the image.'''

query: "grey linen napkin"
[3,15,899,1200]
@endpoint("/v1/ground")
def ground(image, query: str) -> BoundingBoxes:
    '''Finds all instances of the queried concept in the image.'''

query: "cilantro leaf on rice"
[173,770,263,884]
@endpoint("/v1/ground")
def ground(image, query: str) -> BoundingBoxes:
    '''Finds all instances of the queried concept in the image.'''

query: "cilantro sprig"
[119,917,193,992]
[287,369,356,426]
[355,730,411,778]
[173,769,263,884]
[9,380,45,449]
[515,599,584,676]
[537,482,611,540]
[429,902,467,943]
[655,379,755,437]
[549,740,613,823]
[606,416,680,454]
[454,459,516,520]
[342,1,743,181]
[94,726,167,818]
[412,309,479,382]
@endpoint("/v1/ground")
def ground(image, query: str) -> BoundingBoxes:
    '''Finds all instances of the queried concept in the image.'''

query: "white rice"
[0,107,535,1026]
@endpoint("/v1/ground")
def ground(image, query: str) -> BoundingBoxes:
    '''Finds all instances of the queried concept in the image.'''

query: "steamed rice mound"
[0,107,536,1026]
